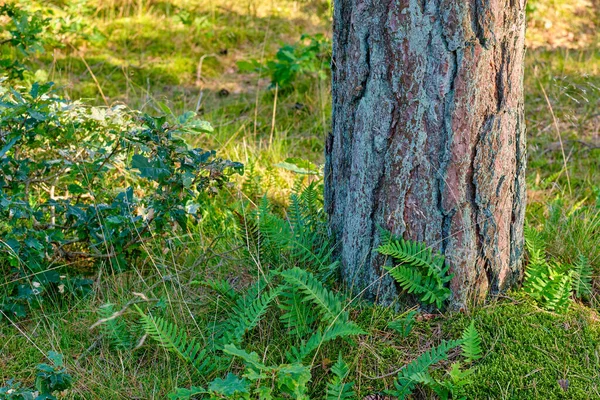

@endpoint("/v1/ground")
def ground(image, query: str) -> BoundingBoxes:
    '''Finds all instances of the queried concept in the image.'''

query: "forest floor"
[1,0,599,399]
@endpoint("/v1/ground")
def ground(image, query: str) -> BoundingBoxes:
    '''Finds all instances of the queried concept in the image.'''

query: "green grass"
[1,0,600,398]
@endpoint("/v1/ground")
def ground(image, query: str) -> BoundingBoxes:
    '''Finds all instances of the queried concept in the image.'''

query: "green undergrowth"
[352,294,600,399]
[2,0,599,399]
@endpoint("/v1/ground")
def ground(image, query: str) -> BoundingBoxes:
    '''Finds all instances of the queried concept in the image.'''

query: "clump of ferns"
[128,186,364,398]
[134,266,365,398]
[523,225,593,312]
[237,180,339,282]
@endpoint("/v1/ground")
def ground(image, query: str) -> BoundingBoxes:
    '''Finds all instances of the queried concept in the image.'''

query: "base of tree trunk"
[326,0,527,308]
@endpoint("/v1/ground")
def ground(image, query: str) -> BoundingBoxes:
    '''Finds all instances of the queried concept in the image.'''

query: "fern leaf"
[524,225,546,257]
[384,265,451,309]
[97,303,132,350]
[287,320,365,363]
[573,254,593,300]
[137,308,212,374]
[377,238,449,283]
[222,286,282,344]
[280,267,346,323]
[544,269,573,312]
[460,320,482,363]
[326,354,355,400]
[279,288,317,335]
[389,339,462,400]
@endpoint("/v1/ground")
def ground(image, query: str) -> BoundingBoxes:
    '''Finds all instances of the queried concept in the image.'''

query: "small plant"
[460,320,483,363]
[388,320,482,399]
[237,34,331,90]
[377,232,453,308]
[0,351,73,400]
[325,354,355,400]
[388,310,417,338]
[522,226,590,312]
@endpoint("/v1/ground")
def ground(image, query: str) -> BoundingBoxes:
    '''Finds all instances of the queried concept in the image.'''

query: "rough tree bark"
[325,0,527,307]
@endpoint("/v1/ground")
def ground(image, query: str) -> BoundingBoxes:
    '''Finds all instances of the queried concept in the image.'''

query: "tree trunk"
[325,0,527,308]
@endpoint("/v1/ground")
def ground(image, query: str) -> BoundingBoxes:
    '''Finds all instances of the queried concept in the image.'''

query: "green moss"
[445,295,600,399]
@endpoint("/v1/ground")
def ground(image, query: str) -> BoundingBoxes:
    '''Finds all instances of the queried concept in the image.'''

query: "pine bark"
[325,0,527,307]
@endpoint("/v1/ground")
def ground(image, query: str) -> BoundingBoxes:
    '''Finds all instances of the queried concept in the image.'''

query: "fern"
[325,354,355,400]
[378,237,451,284]
[193,278,238,303]
[287,320,365,362]
[221,285,283,345]
[384,265,452,309]
[523,227,574,312]
[573,254,593,300]
[279,288,317,335]
[389,339,462,399]
[377,236,452,308]
[137,308,213,375]
[524,224,546,258]
[280,267,346,323]
[240,183,335,275]
[460,320,482,363]
[388,311,417,338]
[544,269,573,312]
[97,303,132,350]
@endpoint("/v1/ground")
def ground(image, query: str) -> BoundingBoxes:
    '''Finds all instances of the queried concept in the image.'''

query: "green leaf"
[208,373,250,396]
[460,320,482,363]
[275,157,320,175]
[131,154,171,180]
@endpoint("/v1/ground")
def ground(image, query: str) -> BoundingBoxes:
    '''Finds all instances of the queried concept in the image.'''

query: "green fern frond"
[377,235,453,308]
[389,339,462,399]
[573,254,593,300]
[97,303,132,350]
[222,285,282,345]
[377,238,450,283]
[384,265,451,309]
[544,269,573,312]
[286,320,365,362]
[523,250,574,312]
[524,225,546,257]
[279,288,317,335]
[325,354,355,400]
[460,320,482,363]
[194,278,238,303]
[137,308,212,374]
[280,267,346,323]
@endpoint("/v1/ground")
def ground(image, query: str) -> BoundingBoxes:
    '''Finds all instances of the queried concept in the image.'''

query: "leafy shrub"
[0,5,243,317]
[0,4,49,80]
[238,34,330,90]
[0,351,72,400]
[0,81,242,317]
